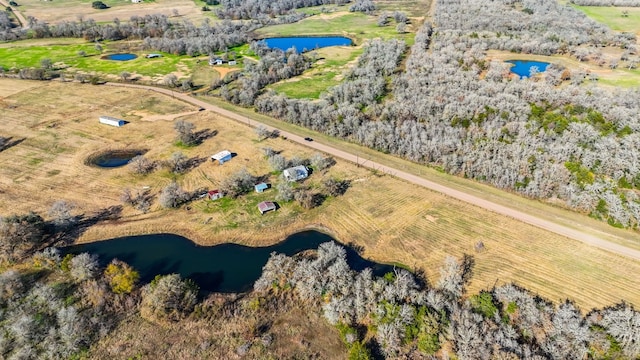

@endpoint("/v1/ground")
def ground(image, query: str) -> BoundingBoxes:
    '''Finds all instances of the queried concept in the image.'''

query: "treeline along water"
[63,230,394,292]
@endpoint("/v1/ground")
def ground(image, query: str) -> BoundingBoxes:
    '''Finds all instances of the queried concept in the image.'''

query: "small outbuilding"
[146,53,162,58]
[228,60,237,66]
[254,182,269,193]
[207,190,223,200]
[258,201,276,215]
[99,115,125,127]
[211,150,232,165]
[283,165,309,182]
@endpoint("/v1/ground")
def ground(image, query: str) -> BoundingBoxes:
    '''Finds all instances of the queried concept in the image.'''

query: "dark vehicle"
[198,108,205,111]
[304,137,313,142]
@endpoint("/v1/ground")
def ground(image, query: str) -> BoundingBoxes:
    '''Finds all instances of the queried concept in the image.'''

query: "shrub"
[141,274,198,321]
[91,1,108,9]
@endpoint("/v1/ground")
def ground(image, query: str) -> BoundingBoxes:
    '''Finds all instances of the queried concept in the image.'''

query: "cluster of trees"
[570,0,640,5]
[255,242,640,359]
[221,42,312,106]
[247,0,640,228]
[215,0,349,20]
[0,246,134,359]
[349,0,375,13]
[0,240,200,359]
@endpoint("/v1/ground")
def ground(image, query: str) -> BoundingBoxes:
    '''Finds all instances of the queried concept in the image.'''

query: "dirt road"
[0,0,28,28]
[105,82,640,261]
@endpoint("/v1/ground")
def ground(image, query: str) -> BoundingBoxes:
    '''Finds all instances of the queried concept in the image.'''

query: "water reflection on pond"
[63,231,394,293]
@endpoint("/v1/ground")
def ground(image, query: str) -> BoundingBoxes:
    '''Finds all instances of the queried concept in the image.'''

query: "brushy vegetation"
[2,230,640,359]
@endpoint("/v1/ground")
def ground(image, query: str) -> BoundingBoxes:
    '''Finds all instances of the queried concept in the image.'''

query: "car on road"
[304,137,313,142]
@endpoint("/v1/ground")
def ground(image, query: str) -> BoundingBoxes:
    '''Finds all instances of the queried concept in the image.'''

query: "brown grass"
[17,0,203,25]
[2,78,640,310]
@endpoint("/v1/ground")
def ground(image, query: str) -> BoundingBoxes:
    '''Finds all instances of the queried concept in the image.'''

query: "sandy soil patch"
[0,79,42,97]
[212,66,239,79]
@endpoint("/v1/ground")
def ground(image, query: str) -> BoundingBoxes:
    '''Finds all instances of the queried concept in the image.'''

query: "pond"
[88,150,143,168]
[263,36,353,53]
[506,60,550,78]
[63,231,395,293]
[104,53,138,61]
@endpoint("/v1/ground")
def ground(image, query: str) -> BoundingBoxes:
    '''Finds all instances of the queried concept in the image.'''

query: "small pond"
[88,150,143,168]
[63,230,395,293]
[263,36,353,53]
[506,60,550,78]
[104,53,138,61]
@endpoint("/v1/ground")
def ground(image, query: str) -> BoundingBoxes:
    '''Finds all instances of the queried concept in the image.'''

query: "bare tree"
[120,71,131,82]
[219,168,256,198]
[128,155,154,175]
[163,74,178,88]
[69,253,99,281]
[165,152,189,173]
[255,125,271,141]
[174,120,196,146]
[159,182,190,208]
[141,273,198,321]
[48,200,76,229]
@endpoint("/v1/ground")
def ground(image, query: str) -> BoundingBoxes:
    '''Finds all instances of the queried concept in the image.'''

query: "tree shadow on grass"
[47,205,123,246]
[194,129,217,145]
[0,137,26,152]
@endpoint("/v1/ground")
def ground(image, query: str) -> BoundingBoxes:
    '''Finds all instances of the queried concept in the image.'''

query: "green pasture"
[269,72,339,99]
[256,12,415,45]
[570,5,640,33]
[269,46,362,98]
[0,41,203,77]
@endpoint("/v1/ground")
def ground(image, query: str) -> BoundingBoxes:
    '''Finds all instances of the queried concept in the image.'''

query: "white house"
[283,165,309,182]
[131,0,143,3]
[99,116,125,127]
[211,150,232,165]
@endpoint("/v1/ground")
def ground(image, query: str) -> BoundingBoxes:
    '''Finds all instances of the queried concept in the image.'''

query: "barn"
[211,150,232,165]
[258,201,276,215]
[99,116,126,127]
[254,182,269,193]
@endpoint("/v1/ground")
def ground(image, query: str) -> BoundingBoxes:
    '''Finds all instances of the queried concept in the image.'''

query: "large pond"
[263,36,353,53]
[104,53,138,61]
[506,60,550,78]
[63,231,394,293]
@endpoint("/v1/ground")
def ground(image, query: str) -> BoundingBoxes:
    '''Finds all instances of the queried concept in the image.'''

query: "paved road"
[105,82,640,261]
[0,0,28,29]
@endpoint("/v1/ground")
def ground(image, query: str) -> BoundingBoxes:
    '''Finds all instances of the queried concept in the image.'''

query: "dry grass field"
[16,0,204,24]
[1,78,640,310]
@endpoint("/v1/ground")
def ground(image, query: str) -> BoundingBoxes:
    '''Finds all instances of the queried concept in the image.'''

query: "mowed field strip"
[1,79,640,309]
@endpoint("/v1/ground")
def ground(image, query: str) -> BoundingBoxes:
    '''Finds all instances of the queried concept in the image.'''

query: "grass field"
[268,46,362,99]
[570,4,640,34]
[256,11,416,45]
[2,78,640,310]
[0,38,217,83]
[15,0,204,25]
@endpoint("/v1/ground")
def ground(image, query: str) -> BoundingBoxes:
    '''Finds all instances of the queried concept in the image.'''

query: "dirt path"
[105,82,640,261]
[0,0,28,28]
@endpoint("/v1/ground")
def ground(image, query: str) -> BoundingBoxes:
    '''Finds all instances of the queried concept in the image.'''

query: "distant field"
[2,78,640,310]
[0,39,218,83]
[269,46,362,99]
[15,0,203,25]
[257,11,416,45]
[486,50,640,88]
[570,4,640,34]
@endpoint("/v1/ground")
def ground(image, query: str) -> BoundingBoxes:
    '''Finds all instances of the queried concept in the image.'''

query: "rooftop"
[211,150,231,160]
